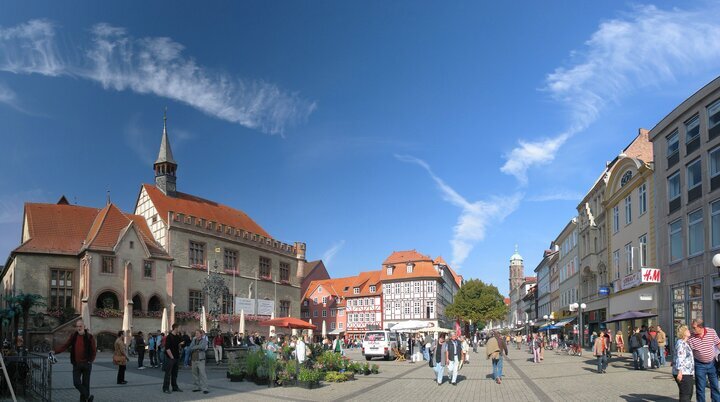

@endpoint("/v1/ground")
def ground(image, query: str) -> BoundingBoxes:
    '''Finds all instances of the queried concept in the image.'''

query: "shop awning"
[554,317,577,327]
[603,311,657,323]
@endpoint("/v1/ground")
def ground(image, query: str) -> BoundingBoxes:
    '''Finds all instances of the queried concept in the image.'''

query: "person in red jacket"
[213,333,224,365]
[54,319,97,402]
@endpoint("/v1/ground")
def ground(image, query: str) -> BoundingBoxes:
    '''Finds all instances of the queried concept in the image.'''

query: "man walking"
[687,319,720,402]
[162,323,183,394]
[593,329,608,374]
[54,319,97,402]
[486,331,508,384]
[446,332,462,385]
[189,329,209,394]
[148,332,157,368]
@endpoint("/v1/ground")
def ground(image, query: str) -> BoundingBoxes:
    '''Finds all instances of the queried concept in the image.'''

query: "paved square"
[40,347,709,401]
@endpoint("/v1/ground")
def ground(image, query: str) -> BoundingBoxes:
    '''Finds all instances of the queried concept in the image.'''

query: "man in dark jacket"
[135,331,146,369]
[162,323,183,393]
[54,319,97,402]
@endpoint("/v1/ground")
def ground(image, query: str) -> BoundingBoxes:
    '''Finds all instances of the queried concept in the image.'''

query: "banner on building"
[617,268,662,292]
[234,298,275,316]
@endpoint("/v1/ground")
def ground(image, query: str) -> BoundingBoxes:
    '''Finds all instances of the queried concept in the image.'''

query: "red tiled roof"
[346,271,382,297]
[15,202,169,258]
[382,250,432,265]
[504,298,510,305]
[142,184,271,238]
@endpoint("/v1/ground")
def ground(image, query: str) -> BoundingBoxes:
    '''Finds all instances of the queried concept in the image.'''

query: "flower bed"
[93,308,123,318]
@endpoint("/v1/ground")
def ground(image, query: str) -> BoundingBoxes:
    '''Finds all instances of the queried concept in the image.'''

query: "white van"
[362,330,399,361]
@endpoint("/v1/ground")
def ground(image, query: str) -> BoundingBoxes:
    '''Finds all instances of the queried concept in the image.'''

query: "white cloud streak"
[396,154,522,268]
[0,20,316,135]
[501,4,720,184]
[0,81,17,106]
[321,240,345,266]
[527,190,584,202]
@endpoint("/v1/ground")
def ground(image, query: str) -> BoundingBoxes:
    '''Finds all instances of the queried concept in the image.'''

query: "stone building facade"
[133,117,307,332]
[1,200,172,349]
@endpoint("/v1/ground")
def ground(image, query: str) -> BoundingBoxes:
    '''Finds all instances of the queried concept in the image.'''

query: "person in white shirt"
[295,335,307,364]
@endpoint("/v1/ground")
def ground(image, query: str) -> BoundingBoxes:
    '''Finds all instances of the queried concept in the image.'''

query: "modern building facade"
[649,76,720,340]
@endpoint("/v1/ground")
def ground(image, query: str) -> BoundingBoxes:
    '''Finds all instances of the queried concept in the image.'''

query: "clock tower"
[509,245,524,291]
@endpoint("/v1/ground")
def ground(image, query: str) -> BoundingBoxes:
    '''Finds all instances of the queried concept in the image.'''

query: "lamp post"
[571,303,587,348]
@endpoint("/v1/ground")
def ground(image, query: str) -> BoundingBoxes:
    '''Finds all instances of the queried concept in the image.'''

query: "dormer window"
[370,285,376,293]
[406,263,414,273]
[343,287,349,292]
[386,265,394,275]
[353,287,360,294]
[318,286,322,292]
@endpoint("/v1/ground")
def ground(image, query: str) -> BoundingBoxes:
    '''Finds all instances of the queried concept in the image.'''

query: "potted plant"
[267,357,279,387]
[244,350,263,382]
[255,364,270,386]
[324,371,347,383]
[278,359,298,387]
[362,362,371,375]
[228,362,245,382]
[371,364,379,374]
[297,367,322,389]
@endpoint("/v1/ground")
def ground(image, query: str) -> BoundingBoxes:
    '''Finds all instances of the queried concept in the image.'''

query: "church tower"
[154,110,177,196]
[509,245,524,291]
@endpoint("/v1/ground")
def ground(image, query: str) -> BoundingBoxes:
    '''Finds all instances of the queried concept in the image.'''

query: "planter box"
[229,374,244,382]
[280,380,296,388]
[253,378,269,386]
[298,380,320,389]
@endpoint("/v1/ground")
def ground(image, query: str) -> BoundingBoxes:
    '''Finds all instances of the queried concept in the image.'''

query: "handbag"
[429,357,434,368]
[113,354,127,366]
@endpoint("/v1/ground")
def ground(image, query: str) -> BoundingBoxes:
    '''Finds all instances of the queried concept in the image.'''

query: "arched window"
[132,294,143,313]
[96,291,119,310]
[148,295,163,312]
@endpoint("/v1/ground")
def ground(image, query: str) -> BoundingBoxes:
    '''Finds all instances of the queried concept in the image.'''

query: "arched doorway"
[96,291,119,310]
[148,295,163,312]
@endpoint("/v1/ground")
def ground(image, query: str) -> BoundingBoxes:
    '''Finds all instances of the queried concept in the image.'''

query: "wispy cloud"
[527,190,584,202]
[396,154,522,268]
[0,20,316,135]
[321,240,345,266]
[0,81,17,106]
[501,4,720,184]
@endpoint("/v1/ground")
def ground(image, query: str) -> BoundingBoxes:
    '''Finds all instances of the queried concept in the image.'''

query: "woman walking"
[531,333,541,363]
[615,330,624,357]
[673,325,694,402]
[113,330,128,384]
[593,330,608,374]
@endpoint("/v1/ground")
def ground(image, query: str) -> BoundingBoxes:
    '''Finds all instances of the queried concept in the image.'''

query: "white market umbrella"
[390,320,428,331]
[322,320,327,338]
[161,308,169,334]
[81,300,92,333]
[291,329,298,336]
[239,309,245,335]
[269,312,276,337]
[308,319,314,339]
[122,302,132,342]
[201,306,208,333]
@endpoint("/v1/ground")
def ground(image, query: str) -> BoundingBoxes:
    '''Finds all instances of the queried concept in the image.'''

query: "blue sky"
[2,1,720,296]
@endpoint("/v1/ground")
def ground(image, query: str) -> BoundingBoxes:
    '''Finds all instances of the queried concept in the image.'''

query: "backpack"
[629,334,641,350]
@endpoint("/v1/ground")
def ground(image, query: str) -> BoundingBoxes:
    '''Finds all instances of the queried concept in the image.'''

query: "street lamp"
[571,303,587,348]
[713,254,720,270]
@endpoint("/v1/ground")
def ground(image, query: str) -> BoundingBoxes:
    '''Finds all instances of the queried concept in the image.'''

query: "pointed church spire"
[154,108,178,196]
[155,107,176,165]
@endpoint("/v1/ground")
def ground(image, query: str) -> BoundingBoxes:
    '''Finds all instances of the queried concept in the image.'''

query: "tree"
[445,279,507,325]
[5,293,45,348]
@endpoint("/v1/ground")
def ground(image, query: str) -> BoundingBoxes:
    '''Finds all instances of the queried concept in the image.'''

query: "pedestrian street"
[41,346,707,402]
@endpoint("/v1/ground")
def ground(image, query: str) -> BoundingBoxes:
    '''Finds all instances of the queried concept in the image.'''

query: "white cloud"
[321,240,345,266]
[0,81,17,106]
[396,154,522,268]
[0,20,316,135]
[501,4,720,184]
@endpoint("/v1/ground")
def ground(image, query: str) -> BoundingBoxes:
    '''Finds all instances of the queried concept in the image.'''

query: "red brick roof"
[382,250,432,265]
[142,184,270,238]
[15,202,169,258]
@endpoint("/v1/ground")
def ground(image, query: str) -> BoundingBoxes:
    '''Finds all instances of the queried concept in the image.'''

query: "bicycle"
[33,340,51,353]
[568,343,583,356]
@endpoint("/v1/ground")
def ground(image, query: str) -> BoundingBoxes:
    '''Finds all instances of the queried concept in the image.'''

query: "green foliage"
[3,293,46,345]
[298,367,322,383]
[307,343,323,359]
[371,364,379,374]
[445,279,508,323]
[316,351,343,371]
[256,364,269,379]
[324,371,348,382]
[362,362,371,374]
[244,350,265,378]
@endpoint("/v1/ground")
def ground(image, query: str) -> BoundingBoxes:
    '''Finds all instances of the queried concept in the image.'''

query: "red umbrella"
[259,317,317,330]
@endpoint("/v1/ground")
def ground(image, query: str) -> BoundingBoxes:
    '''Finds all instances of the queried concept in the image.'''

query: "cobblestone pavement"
[38,346,710,401]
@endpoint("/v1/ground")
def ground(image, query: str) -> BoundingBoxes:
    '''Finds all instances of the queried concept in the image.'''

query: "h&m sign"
[620,268,661,291]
